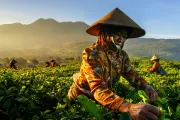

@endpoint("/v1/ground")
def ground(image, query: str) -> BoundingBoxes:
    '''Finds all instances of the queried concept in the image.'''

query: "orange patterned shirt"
[148,62,161,72]
[73,40,148,111]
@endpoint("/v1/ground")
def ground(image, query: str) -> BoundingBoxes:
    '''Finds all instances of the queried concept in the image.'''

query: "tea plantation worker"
[8,59,18,69]
[67,8,162,120]
[147,55,167,76]
[45,61,51,67]
[50,59,59,67]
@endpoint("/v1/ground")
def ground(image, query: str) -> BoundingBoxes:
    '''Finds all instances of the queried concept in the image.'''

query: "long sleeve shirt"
[148,62,161,72]
[73,41,148,111]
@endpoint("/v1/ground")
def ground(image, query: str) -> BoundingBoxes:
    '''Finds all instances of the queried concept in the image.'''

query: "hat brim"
[150,58,159,61]
[86,23,145,38]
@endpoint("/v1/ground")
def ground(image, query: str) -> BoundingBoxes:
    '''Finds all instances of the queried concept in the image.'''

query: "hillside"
[0,18,180,61]
[124,38,180,60]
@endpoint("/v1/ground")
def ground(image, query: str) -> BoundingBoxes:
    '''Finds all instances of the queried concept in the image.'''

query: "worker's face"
[109,29,128,50]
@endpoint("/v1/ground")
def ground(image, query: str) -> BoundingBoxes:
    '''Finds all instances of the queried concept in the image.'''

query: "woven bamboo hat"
[150,55,159,61]
[86,8,145,38]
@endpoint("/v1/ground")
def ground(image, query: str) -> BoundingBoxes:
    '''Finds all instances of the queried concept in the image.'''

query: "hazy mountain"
[0,18,94,50]
[0,18,180,61]
[124,38,180,60]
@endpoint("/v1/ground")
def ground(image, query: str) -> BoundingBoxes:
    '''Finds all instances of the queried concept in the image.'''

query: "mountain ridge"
[0,18,180,61]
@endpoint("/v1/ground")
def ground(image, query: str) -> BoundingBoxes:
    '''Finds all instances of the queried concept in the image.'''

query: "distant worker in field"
[147,55,167,76]
[9,59,17,69]
[45,61,51,67]
[67,8,162,120]
[50,59,59,67]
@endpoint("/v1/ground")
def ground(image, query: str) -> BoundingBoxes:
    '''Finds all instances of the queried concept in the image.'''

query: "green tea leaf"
[0,90,6,96]
[119,113,132,120]
[176,104,180,116]
[77,95,103,120]
[138,90,149,103]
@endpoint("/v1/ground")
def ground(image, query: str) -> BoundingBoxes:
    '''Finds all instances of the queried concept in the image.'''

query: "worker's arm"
[82,48,124,111]
[121,51,149,90]
[82,49,162,118]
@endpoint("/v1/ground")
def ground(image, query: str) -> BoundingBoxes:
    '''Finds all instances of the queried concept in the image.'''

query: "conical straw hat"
[150,55,159,61]
[86,8,145,38]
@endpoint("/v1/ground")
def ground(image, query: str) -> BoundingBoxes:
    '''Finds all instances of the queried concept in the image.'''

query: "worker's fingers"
[147,105,163,116]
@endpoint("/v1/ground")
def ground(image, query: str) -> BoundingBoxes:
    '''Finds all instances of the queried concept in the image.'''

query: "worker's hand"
[144,84,158,102]
[130,103,162,120]
[119,102,162,120]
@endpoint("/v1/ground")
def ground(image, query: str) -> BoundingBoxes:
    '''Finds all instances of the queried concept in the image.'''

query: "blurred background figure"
[9,59,18,69]
[50,59,59,67]
[45,61,51,67]
[147,55,167,76]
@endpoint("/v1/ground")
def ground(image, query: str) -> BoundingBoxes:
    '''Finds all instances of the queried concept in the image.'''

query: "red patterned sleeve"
[82,48,124,111]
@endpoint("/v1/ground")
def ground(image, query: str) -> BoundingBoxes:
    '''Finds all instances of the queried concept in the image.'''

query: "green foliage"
[0,59,179,119]
[138,90,149,103]
[119,113,132,120]
[77,95,103,120]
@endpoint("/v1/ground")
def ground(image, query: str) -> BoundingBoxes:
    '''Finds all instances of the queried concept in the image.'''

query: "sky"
[0,0,180,38]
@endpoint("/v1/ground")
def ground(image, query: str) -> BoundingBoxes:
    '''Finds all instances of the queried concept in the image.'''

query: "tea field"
[0,59,180,120]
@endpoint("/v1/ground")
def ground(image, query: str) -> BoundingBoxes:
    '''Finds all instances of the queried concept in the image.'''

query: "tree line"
[0,56,80,68]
